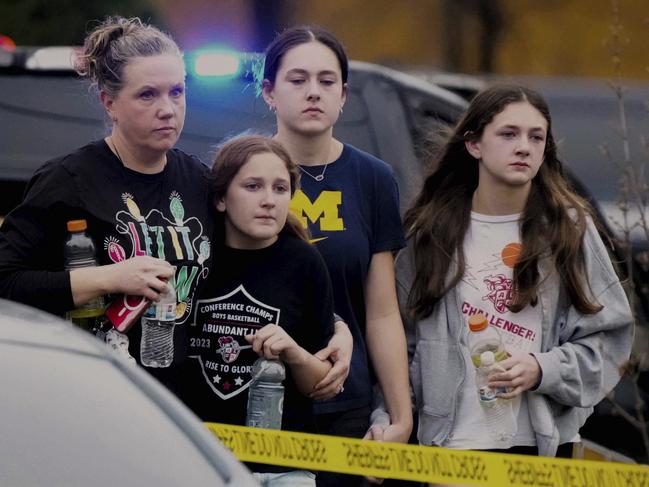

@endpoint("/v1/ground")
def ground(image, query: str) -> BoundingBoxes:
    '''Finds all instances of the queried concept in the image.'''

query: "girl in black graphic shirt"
[178,135,334,486]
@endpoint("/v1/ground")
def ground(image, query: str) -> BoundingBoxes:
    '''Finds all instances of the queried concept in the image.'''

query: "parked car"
[0,298,258,486]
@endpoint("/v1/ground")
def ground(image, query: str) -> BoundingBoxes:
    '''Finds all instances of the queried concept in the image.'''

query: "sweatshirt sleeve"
[0,161,79,314]
[532,218,634,407]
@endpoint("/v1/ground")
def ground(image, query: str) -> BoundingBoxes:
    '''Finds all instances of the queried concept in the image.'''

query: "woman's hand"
[488,350,541,398]
[105,256,174,300]
[70,256,174,306]
[310,319,353,400]
[245,324,305,364]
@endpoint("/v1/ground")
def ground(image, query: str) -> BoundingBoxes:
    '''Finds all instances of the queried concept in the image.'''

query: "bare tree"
[600,0,649,463]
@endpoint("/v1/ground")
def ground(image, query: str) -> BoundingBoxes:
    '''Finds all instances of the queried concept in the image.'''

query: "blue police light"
[188,48,241,78]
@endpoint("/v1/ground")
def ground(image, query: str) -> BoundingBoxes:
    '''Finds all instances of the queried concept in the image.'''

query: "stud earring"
[340,106,344,114]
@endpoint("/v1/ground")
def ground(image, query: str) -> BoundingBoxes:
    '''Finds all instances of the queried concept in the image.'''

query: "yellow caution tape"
[205,422,649,486]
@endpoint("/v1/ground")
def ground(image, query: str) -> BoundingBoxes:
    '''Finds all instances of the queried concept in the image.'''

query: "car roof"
[0,299,258,487]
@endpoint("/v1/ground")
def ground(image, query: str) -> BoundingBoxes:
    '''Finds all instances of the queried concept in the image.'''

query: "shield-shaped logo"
[190,285,281,400]
[218,336,242,363]
[482,274,514,314]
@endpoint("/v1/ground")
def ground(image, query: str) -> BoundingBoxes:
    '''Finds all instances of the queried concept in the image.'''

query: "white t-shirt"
[444,212,542,450]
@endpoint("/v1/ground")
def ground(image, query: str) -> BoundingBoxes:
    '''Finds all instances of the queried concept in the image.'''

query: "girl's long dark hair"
[404,83,603,320]
[209,135,309,243]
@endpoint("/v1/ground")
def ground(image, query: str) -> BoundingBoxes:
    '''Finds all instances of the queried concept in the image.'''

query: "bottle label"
[246,383,284,430]
[144,302,176,321]
[478,385,497,403]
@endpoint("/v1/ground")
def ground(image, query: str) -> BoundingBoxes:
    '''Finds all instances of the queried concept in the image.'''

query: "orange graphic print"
[501,242,522,268]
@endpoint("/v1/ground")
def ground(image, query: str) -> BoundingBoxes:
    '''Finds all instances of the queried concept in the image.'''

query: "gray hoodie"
[384,217,633,457]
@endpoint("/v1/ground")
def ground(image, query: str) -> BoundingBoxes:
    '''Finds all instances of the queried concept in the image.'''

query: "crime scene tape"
[205,422,649,486]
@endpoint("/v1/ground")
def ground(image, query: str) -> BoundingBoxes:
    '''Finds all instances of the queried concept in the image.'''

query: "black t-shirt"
[177,233,334,455]
[0,140,214,365]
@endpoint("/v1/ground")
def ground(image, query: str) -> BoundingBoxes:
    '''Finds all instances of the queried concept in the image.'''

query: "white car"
[0,299,258,486]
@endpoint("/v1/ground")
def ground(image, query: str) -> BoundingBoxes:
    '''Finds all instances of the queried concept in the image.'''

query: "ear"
[215,196,226,213]
[100,91,117,123]
[341,82,348,106]
[465,139,482,160]
[261,79,275,108]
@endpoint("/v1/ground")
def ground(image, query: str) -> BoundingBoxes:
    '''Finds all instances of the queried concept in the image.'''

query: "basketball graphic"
[501,242,522,268]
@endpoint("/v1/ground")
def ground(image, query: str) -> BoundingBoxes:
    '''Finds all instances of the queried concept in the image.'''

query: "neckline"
[103,137,168,175]
[470,211,521,223]
[299,143,349,170]
[101,139,171,180]
[223,234,282,254]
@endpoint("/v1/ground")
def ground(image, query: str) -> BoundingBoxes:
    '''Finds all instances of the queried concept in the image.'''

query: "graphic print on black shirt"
[102,189,211,324]
[189,285,280,399]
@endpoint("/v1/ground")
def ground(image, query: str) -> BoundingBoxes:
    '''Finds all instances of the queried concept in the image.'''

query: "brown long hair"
[209,135,309,242]
[403,83,603,320]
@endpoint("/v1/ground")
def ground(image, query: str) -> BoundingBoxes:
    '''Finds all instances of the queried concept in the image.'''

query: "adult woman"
[260,26,412,486]
[0,17,212,368]
[395,83,632,470]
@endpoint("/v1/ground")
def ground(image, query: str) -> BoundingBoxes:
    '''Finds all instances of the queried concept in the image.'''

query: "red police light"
[0,35,16,52]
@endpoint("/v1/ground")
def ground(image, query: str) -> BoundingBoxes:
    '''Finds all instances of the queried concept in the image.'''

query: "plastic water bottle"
[468,314,508,372]
[64,219,105,331]
[140,280,176,368]
[246,358,285,430]
[476,351,517,442]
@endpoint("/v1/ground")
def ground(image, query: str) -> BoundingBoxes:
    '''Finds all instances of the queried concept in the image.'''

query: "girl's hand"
[361,422,412,484]
[104,256,174,300]
[245,324,305,364]
[488,350,541,398]
[310,320,353,400]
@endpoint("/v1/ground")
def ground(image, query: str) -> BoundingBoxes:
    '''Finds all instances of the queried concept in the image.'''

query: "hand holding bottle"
[487,350,542,398]
[245,324,305,365]
[103,256,174,300]
[69,256,173,308]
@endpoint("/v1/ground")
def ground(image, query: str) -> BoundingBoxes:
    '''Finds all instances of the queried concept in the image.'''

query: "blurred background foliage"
[1,0,647,79]
[0,0,161,45]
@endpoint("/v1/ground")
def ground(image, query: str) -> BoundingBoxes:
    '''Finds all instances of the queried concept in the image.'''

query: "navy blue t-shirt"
[290,144,406,414]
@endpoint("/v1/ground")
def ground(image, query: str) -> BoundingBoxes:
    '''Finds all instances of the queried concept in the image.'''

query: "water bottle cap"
[480,350,496,366]
[468,313,488,332]
[251,358,285,381]
[67,219,88,232]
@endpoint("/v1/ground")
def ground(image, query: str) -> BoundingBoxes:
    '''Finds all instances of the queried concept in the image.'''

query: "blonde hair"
[75,16,182,97]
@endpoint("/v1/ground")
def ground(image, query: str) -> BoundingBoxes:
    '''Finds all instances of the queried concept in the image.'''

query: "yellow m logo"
[290,190,344,231]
